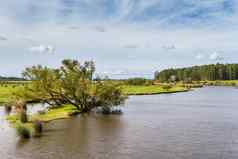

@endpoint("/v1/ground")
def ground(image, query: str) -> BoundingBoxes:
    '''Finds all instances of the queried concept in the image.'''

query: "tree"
[19,59,127,113]
[155,63,238,82]
[125,78,147,86]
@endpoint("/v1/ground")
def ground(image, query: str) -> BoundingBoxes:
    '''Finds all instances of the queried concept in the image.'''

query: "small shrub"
[231,82,236,86]
[16,124,31,139]
[33,120,43,137]
[162,85,172,91]
[101,107,111,115]
[4,104,12,115]
[111,109,123,115]
[37,110,46,115]
[20,110,28,123]
[125,78,147,86]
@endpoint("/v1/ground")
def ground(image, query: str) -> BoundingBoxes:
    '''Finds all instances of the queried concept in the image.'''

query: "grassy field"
[0,84,23,104]
[122,85,189,95]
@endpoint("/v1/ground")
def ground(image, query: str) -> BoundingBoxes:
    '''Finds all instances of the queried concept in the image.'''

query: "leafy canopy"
[19,59,127,112]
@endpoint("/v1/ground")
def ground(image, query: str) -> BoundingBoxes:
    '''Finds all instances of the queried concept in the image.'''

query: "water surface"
[1,87,238,159]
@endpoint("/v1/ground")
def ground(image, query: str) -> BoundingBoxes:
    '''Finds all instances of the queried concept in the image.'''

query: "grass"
[0,84,21,104]
[31,105,80,122]
[122,85,189,95]
[204,80,238,86]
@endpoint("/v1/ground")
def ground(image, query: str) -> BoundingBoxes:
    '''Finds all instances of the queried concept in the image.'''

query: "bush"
[125,78,147,86]
[97,107,123,115]
[4,104,12,115]
[37,110,46,115]
[16,124,31,139]
[101,107,111,115]
[162,85,172,91]
[20,110,28,123]
[33,120,43,137]
[231,82,236,86]
[111,109,123,115]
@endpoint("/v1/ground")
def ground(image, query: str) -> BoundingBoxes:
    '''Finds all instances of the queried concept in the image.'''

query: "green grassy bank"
[203,80,238,86]
[122,85,189,95]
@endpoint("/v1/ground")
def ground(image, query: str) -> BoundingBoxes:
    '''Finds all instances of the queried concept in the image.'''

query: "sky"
[1,0,238,79]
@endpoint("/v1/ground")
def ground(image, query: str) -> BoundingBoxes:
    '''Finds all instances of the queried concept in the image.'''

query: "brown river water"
[1,87,238,159]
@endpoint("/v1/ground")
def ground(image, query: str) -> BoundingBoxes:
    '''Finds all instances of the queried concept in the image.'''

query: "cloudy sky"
[1,0,238,78]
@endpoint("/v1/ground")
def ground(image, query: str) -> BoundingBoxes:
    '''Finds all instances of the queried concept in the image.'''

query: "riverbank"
[0,83,191,104]
[203,80,238,86]
[122,85,189,95]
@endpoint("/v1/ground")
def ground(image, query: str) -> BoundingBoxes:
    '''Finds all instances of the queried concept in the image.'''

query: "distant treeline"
[0,76,25,81]
[155,63,238,82]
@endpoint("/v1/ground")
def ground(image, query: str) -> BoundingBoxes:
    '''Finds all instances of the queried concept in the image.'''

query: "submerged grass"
[6,104,80,130]
[31,105,80,122]
[16,123,31,139]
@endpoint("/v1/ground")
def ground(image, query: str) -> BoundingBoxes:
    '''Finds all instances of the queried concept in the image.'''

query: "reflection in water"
[1,87,238,158]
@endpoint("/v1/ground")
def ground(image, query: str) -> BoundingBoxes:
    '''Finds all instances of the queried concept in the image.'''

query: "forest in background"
[155,63,238,82]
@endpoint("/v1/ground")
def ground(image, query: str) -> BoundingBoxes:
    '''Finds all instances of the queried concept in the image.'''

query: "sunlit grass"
[0,84,23,103]
[122,85,188,95]
[6,104,80,131]
[31,105,80,122]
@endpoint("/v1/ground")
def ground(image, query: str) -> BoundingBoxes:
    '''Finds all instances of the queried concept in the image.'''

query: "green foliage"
[155,63,238,82]
[4,103,12,114]
[16,123,31,139]
[162,85,172,91]
[20,110,28,123]
[32,104,80,122]
[6,115,18,124]
[0,84,23,103]
[125,78,148,86]
[19,59,127,113]
[101,106,111,115]
[33,120,43,137]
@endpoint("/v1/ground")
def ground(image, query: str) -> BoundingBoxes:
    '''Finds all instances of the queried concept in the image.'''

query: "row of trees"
[0,76,25,81]
[155,63,238,82]
[124,78,152,86]
[17,59,127,113]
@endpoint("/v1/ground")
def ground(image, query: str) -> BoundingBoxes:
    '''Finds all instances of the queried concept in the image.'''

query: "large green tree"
[19,59,127,113]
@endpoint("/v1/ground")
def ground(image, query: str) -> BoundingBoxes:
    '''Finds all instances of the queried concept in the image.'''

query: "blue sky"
[1,0,238,78]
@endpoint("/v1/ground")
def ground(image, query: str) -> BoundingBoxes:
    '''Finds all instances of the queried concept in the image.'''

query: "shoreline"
[126,89,190,96]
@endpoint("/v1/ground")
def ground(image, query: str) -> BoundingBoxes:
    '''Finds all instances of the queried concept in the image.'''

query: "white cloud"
[94,26,107,32]
[161,44,176,51]
[124,44,139,49]
[195,53,204,60]
[209,52,224,61]
[29,45,55,54]
[0,0,237,78]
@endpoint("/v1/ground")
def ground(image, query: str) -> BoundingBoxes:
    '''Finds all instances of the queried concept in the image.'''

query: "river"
[1,87,238,159]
